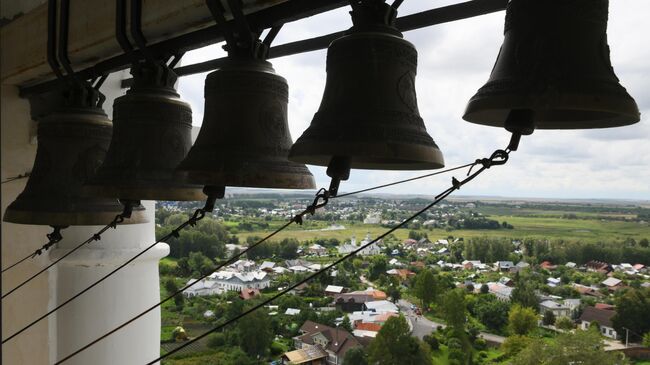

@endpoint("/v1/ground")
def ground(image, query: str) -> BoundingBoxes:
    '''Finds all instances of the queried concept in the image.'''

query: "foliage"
[440,289,467,331]
[341,315,353,332]
[343,347,368,365]
[502,335,533,358]
[413,269,439,309]
[469,294,510,332]
[236,309,272,358]
[555,316,575,330]
[368,256,388,281]
[367,316,432,365]
[422,334,440,351]
[612,287,650,342]
[206,333,226,349]
[642,332,650,348]
[542,310,556,326]
[510,329,630,365]
[511,275,539,310]
[508,305,538,336]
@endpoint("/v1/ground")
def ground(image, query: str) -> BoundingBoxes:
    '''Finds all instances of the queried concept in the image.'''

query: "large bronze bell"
[177,57,315,190]
[289,1,444,171]
[463,0,640,131]
[3,103,147,226]
[88,61,204,201]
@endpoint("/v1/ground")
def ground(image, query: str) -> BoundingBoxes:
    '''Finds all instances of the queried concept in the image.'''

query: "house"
[334,289,386,312]
[282,344,327,365]
[540,261,557,270]
[324,285,345,296]
[239,287,261,300]
[539,300,571,318]
[495,261,514,272]
[285,308,301,316]
[259,261,276,272]
[208,270,271,292]
[563,298,581,316]
[601,277,623,290]
[499,277,515,287]
[462,260,482,270]
[410,261,426,269]
[586,260,611,274]
[573,283,604,298]
[363,300,399,313]
[386,268,415,281]
[290,321,365,365]
[488,283,514,302]
[595,303,616,310]
[565,262,577,268]
[547,277,561,287]
[308,244,328,256]
[182,278,220,297]
[580,306,618,339]
[363,212,381,224]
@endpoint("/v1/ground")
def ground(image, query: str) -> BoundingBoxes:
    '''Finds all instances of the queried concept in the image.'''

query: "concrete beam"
[0,0,287,86]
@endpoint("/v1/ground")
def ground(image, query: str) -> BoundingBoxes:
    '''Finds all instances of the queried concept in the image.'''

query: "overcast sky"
[178,0,649,201]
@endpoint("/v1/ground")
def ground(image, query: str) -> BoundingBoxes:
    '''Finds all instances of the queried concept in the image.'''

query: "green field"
[234,214,648,244]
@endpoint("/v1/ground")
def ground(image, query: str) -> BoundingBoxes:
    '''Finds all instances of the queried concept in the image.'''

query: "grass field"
[234,215,648,244]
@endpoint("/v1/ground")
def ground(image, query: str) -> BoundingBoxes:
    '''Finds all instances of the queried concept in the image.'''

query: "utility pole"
[623,327,629,348]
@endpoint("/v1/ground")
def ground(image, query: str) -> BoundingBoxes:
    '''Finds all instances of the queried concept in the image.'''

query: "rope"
[1,227,64,274]
[1,173,30,184]
[334,163,475,198]
[1,208,206,344]
[145,148,510,364]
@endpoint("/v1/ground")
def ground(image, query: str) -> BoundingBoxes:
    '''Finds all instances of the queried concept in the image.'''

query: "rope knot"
[93,234,102,241]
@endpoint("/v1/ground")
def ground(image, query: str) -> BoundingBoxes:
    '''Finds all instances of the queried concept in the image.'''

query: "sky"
[178,0,650,201]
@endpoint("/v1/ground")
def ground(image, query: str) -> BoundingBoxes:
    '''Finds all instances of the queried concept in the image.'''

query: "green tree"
[612,288,650,342]
[367,316,432,365]
[368,256,388,281]
[511,329,630,365]
[440,289,467,331]
[343,347,368,365]
[643,332,650,348]
[472,295,510,331]
[502,335,532,357]
[188,251,213,275]
[237,309,272,358]
[164,279,185,310]
[555,316,575,331]
[341,315,353,332]
[542,310,556,326]
[511,278,538,310]
[413,269,437,309]
[508,305,538,336]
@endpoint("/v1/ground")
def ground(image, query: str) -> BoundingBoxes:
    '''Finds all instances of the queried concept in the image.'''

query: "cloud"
[179,1,650,200]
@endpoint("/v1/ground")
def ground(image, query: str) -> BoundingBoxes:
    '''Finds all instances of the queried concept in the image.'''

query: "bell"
[289,1,444,171]
[463,0,640,131]
[87,61,205,201]
[3,103,147,226]
[177,57,316,190]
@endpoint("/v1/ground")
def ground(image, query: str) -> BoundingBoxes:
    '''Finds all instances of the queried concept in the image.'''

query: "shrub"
[423,334,440,350]
[207,333,226,349]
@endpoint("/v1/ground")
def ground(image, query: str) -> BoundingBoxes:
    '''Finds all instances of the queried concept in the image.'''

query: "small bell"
[177,57,315,190]
[87,61,204,201]
[289,0,444,171]
[3,91,147,226]
[463,0,640,131]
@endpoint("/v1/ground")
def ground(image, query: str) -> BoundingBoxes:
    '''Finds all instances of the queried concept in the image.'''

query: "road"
[397,299,506,344]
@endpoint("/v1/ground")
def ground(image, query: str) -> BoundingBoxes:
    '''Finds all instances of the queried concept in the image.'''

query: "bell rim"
[180,169,316,190]
[289,142,445,171]
[83,183,206,202]
[2,206,149,226]
[463,93,641,129]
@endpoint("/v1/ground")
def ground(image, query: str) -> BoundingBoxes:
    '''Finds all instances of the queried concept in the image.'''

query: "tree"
[237,309,272,358]
[643,332,650,348]
[341,315,353,332]
[367,316,432,365]
[368,256,388,281]
[480,284,489,294]
[387,285,401,303]
[440,289,467,331]
[511,278,538,310]
[542,310,556,326]
[555,316,575,331]
[188,251,213,275]
[344,347,368,365]
[164,279,185,310]
[472,295,510,331]
[511,329,630,365]
[413,269,437,309]
[279,238,300,259]
[612,288,650,342]
[502,335,532,357]
[508,305,538,336]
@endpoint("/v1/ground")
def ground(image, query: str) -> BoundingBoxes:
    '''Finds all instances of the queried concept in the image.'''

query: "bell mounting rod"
[326,156,352,197]
[504,109,535,151]
[201,185,226,212]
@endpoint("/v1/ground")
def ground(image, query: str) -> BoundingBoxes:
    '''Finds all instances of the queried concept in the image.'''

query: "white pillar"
[51,200,168,365]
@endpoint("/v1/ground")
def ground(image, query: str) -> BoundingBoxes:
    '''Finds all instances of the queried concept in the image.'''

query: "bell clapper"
[504,109,535,152]
[201,185,226,213]
[326,156,351,197]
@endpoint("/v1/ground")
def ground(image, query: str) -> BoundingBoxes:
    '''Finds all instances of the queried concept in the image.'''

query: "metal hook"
[47,0,66,82]
[58,0,84,87]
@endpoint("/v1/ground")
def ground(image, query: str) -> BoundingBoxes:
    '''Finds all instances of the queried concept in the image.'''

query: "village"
[163,197,650,365]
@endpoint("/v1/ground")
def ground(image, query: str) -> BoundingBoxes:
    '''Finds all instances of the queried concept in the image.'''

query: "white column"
[51,200,168,365]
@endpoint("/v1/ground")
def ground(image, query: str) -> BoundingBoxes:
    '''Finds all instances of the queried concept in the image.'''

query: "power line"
[146,148,510,364]
[52,160,477,363]
[1,207,207,344]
